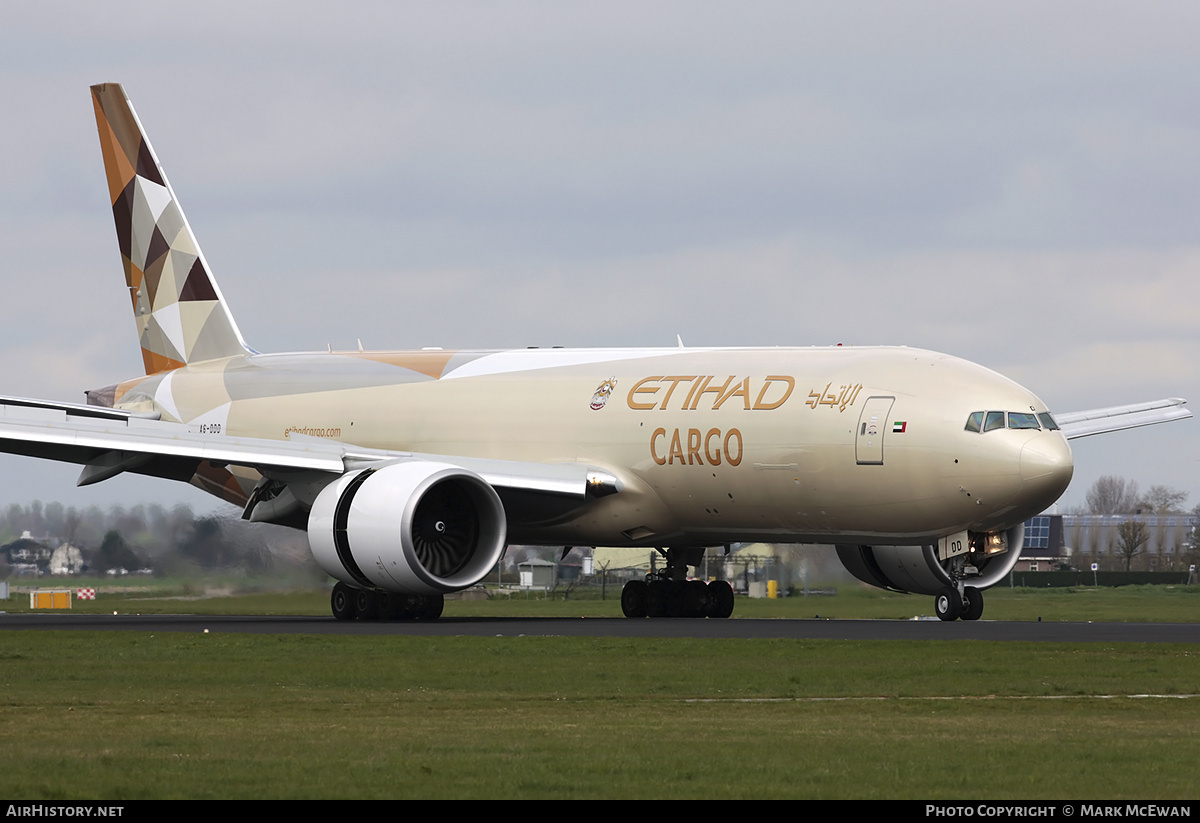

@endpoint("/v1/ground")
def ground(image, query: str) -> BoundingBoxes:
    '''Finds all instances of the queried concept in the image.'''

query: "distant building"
[1018,513,1194,572]
[517,558,557,591]
[2,534,54,575]
[49,543,86,575]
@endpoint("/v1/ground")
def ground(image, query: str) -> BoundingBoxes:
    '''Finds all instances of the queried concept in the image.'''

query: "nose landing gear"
[934,584,984,622]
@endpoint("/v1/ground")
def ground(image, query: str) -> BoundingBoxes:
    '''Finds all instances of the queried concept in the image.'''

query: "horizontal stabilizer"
[0,394,160,422]
[1056,397,1191,440]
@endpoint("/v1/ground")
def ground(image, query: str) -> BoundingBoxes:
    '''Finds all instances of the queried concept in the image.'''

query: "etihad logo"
[590,377,618,410]
[806,383,864,412]
[627,375,795,411]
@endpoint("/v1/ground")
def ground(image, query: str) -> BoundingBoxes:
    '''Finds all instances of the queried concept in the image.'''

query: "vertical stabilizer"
[91,83,249,374]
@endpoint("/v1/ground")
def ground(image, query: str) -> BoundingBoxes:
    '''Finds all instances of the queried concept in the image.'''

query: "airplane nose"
[1019,434,1074,504]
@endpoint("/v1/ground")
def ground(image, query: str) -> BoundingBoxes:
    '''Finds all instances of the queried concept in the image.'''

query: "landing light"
[982,532,1007,555]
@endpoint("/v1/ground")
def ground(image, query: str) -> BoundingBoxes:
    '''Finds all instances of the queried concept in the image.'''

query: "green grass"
[465,583,1200,622]
[0,632,1197,799]
[7,579,1200,621]
[3,579,1199,797]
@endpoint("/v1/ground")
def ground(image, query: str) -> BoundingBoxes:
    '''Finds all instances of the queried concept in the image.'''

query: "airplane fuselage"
[101,344,1074,548]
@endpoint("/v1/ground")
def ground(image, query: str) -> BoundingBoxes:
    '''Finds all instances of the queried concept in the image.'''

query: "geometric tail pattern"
[91,83,250,374]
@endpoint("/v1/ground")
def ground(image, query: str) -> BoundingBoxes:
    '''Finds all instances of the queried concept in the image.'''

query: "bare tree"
[1086,476,1141,515]
[1115,519,1150,571]
[1140,485,1189,514]
[1186,503,1200,567]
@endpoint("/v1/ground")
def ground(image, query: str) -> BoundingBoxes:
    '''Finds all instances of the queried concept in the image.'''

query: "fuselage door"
[855,396,895,465]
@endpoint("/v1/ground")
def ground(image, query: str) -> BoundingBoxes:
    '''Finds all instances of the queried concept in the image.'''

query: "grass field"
[2,582,1199,799]
[6,577,1200,622]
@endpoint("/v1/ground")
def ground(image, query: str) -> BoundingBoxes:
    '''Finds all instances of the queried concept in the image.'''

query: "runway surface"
[3,612,1199,642]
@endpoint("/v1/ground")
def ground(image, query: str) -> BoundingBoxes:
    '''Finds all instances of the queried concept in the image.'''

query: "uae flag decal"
[892,421,907,433]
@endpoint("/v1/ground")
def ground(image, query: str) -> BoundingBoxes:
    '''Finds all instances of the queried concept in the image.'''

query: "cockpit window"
[983,411,1006,432]
[967,410,1056,433]
[1008,412,1040,430]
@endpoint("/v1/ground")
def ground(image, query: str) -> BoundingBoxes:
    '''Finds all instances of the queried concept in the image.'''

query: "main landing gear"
[934,585,984,622]
[620,547,735,618]
[330,581,444,621]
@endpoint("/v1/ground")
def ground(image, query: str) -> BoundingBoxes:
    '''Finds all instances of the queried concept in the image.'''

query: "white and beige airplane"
[0,84,1190,621]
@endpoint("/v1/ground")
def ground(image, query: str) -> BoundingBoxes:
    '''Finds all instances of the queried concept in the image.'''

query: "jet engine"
[836,523,1025,599]
[308,461,507,595]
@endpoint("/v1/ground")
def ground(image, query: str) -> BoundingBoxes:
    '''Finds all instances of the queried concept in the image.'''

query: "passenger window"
[1038,412,1060,431]
[1007,412,1040,430]
[983,411,1005,432]
[965,412,983,433]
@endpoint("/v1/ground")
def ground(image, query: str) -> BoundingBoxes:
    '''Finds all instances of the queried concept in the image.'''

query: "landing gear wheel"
[375,592,398,621]
[934,587,962,622]
[635,546,723,617]
[331,582,356,621]
[707,580,735,619]
[644,581,669,617]
[354,588,379,620]
[684,580,710,618]
[414,594,444,620]
[664,580,686,616]
[389,593,418,620]
[621,580,648,618]
[962,586,984,621]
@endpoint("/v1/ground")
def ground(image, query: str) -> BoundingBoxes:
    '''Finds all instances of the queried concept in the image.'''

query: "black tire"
[414,593,444,620]
[621,580,648,618]
[664,580,687,617]
[353,588,379,620]
[684,580,709,618]
[645,581,668,617]
[707,580,735,619]
[331,582,356,621]
[375,591,397,621]
[934,587,962,621]
[391,593,419,620]
[962,586,984,621]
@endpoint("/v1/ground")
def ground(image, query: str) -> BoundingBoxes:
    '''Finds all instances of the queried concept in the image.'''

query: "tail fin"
[90,83,250,374]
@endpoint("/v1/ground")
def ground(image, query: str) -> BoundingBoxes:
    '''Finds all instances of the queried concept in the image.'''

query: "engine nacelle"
[835,523,1025,596]
[308,461,507,595]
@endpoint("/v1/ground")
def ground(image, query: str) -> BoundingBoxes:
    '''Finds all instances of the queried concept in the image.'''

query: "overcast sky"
[0,1,1196,517]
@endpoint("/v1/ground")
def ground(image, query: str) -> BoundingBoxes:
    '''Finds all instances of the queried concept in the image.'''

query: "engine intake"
[308,461,507,594]
[835,523,1025,596]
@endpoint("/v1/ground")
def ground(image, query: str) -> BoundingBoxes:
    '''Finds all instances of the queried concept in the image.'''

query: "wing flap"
[1056,397,1192,440]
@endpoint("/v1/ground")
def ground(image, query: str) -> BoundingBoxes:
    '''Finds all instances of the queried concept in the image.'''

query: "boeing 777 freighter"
[0,84,1189,621]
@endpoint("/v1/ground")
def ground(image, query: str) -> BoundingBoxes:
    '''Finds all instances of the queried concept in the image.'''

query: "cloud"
[0,1,1197,512]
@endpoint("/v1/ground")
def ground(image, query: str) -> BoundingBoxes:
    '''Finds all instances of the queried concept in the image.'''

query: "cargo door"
[855,396,895,465]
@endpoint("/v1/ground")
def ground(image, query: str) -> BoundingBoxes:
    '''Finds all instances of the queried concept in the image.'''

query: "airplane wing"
[1055,397,1192,440]
[0,395,618,515]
